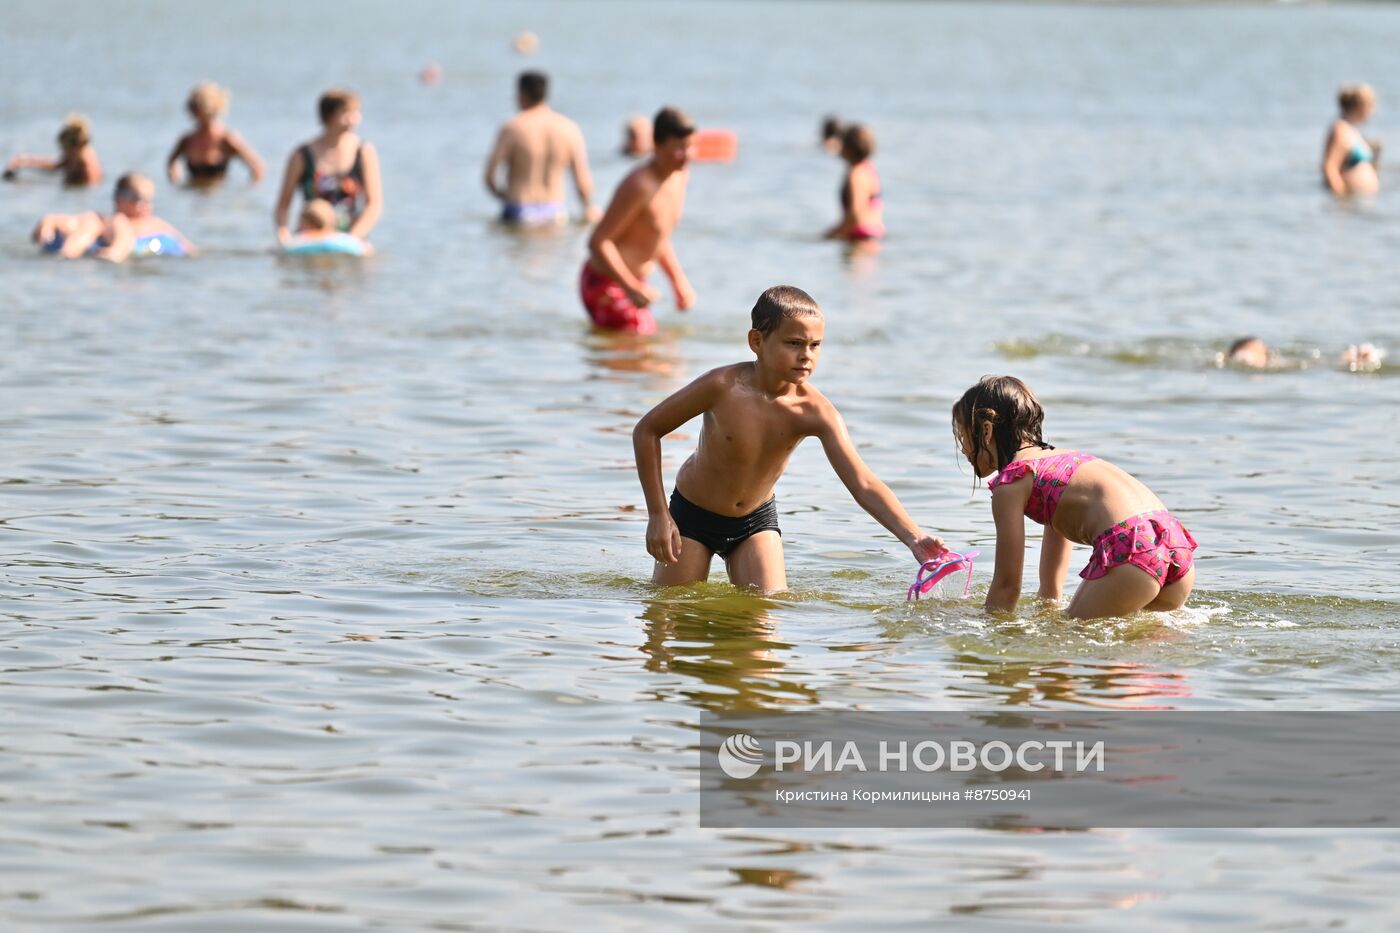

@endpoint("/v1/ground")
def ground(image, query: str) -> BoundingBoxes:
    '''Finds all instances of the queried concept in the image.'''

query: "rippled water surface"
[3,0,1400,928]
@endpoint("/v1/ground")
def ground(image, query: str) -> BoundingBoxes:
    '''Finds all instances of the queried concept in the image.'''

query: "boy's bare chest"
[642,185,685,233]
[703,400,809,462]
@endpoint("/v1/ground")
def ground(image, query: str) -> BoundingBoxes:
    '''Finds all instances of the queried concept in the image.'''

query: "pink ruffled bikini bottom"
[1081,510,1197,586]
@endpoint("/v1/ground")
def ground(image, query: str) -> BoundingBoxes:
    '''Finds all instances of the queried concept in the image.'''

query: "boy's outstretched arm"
[816,403,945,562]
[631,370,722,565]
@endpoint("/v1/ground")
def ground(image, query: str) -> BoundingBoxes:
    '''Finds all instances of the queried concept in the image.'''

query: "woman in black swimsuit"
[165,82,264,187]
[273,88,383,243]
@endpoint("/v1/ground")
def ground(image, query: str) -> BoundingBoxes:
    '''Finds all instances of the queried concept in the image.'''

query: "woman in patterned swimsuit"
[952,375,1197,620]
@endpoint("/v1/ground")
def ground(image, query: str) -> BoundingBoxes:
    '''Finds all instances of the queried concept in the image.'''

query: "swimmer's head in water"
[952,376,1049,479]
[318,88,361,128]
[750,285,823,336]
[1338,83,1376,121]
[299,199,338,232]
[114,172,155,216]
[57,113,92,152]
[623,116,653,156]
[1226,336,1270,369]
[187,82,230,120]
[517,71,548,107]
[841,123,876,163]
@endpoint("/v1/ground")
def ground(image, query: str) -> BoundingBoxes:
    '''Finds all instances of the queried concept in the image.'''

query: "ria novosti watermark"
[719,733,1103,779]
[700,711,1400,828]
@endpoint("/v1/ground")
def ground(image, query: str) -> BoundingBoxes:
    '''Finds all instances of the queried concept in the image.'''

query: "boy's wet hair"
[1338,83,1375,116]
[751,285,823,336]
[952,376,1052,478]
[821,115,844,142]
[300,199,337,231]
[841,123,876,162]
[518,71,548,105]
[318,88,359,124]
[187,82,229,118]
[114,172,153,202]
[653,106,696,144]
[57,113,91,150]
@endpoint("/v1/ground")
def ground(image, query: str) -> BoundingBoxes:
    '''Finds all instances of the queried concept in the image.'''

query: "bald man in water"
[484,71,599,227]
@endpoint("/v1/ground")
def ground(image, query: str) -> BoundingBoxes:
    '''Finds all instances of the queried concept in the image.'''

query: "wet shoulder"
[549,111,583,136]
[989,460,1034,491]
[623,162,659,191]
[697,362,752,394]
[792,384,837,430]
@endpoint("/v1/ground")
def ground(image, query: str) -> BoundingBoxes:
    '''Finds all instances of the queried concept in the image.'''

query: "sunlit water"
[2,0,1399,928]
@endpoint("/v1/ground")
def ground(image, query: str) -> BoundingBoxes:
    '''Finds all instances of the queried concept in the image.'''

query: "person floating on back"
[32,172,193,262]
[273,88,383,245]
[1322,83,1380,197]
[484,71,599,227]
[583,107,698,335]
[632,286,946,592]
[4,113,102,186]
[824,123,884,241]
[952,375,1197,619]
[166,82,264,187]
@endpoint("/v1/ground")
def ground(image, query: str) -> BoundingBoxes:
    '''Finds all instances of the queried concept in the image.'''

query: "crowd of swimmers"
[10,84,382,262]
[5,71,1386,617]
[4,73,881,278]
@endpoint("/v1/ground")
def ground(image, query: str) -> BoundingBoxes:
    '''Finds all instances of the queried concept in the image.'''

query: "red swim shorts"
[579,262,656,335]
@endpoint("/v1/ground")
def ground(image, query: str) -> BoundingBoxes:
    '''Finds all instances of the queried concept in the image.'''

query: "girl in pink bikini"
[952,376,1197,620]
[824,123,884,242]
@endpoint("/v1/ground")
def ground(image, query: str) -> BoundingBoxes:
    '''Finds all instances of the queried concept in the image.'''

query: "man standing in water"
[581,107,697,335]
[484,71,599,227]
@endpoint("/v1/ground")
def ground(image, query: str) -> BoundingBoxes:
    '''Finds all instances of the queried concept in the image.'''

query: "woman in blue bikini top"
[1323,83,1380,197]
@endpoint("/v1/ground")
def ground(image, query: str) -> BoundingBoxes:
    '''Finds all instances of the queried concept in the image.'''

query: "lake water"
[3,0,1399,928]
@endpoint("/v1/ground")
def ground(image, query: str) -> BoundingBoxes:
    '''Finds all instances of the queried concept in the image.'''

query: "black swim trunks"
[669,489,781,559]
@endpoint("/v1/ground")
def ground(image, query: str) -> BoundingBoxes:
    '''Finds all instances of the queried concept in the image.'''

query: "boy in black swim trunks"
[632,285,945,592]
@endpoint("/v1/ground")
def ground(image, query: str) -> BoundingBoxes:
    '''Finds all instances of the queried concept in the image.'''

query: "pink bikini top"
[987,452,1097,526]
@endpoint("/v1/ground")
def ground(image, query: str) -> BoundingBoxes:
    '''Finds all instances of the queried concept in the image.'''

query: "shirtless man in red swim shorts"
[581,107,697,335]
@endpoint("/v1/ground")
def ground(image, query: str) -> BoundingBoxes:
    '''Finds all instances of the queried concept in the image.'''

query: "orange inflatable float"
[691,129,737,163]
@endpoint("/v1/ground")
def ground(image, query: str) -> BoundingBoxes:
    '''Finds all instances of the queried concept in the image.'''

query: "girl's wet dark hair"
[952,375,1052,479]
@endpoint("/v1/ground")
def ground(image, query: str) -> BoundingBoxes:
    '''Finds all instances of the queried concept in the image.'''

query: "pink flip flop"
[906,550,980,601]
